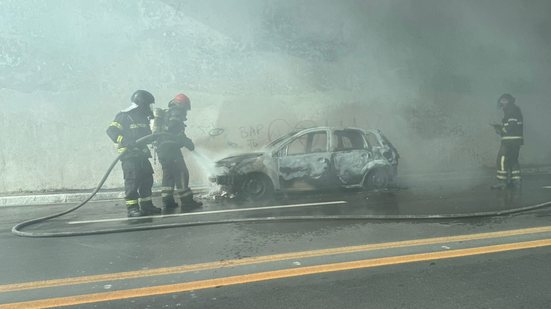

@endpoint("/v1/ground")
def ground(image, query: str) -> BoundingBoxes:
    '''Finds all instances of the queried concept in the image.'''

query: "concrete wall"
[1,0,550,193]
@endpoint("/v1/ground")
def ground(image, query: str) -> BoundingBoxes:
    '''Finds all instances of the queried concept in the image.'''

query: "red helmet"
[169,93,191,110]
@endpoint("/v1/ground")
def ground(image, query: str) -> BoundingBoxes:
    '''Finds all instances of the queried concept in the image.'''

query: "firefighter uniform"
[494,95,523,189]
[155,94,202,212]
[107,90,161,217]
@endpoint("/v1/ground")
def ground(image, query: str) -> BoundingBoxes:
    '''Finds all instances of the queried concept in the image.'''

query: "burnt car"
[210,127,399,200]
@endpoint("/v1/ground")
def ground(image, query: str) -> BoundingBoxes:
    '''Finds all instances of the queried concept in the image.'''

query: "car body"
[210,127,399,199]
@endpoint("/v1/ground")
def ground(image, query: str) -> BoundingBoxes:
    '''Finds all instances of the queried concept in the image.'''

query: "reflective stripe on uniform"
[500,156,506,172]
[130,124,149,129]
[496,175,508,180]
[497,170,508,175]
[501,136,523,140]
[139,197,152,202]
[511,176,521,180]
[507,118,519,122]
[110,122,123,129]
[161,187,174,198]
[116,135,124,143]
[126,199,138,206]
[117,147,127,153]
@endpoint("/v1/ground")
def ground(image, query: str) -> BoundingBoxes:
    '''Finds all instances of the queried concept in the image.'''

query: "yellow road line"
[2,238,551,309]
[2,225,551,293]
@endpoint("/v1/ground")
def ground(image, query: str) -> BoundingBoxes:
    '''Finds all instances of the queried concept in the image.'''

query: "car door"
[332,129,372,186]
[277,130,332,190]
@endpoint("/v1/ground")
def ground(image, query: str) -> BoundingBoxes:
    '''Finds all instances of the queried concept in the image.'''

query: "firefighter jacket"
[500,103,524,145]
[155,107,194,157]
[106,105,152,159]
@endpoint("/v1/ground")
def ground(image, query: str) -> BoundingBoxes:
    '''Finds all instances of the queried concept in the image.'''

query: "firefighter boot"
[162,196,179,214]
[180,190,203,212]
[127,205,142,218]
[511,171,522,190]
[511,179,522,190]
[491,179,508,190]
[140,200,162,216]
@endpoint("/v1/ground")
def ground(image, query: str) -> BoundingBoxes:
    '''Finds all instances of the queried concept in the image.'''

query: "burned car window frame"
[363,131,383,149]
[265,131,300,151]
[278,129,330,157]
[332,129,368,152]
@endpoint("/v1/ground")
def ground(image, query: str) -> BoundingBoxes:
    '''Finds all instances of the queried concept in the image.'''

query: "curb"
[0,186,211,208]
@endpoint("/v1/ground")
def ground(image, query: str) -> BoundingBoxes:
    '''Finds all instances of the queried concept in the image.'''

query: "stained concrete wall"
[1,0,550,193]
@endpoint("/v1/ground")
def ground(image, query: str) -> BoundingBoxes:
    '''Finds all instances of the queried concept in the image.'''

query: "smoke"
[1,0,550,192]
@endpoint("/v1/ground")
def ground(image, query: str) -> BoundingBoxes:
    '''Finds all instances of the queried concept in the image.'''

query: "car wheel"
[239,173,274,201]
[363,168,390,190]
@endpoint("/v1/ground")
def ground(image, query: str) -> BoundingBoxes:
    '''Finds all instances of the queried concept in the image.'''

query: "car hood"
[215,152,264,165]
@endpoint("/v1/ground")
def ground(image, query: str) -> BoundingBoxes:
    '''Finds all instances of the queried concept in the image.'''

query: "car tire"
[239,173,274,201]
[363,167,390,191]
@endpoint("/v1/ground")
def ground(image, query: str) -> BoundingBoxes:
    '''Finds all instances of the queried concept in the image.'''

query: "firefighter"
[155,93,203,212]
[106,90,162,217]
[491,93,524,190]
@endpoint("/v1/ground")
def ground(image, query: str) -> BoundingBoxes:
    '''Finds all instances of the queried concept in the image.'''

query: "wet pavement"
[7,173,551,236]
[1,172,551,307]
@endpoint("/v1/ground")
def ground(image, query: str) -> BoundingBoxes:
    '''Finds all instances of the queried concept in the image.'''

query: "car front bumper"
[209,174,237,186]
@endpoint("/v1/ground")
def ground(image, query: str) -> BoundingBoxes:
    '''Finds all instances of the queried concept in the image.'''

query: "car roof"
[293,126,374,134]
[265,126,383,150]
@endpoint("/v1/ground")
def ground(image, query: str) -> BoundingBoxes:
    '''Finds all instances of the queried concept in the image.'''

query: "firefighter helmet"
[498,93,515,106]
[131,90,155,106]
[169,93,191,110]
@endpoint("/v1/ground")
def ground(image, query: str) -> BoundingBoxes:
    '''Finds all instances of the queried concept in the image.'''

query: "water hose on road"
[11,132,551,237]
[11,134,166,237]
[13,199,551,237]
[13,195,551,238]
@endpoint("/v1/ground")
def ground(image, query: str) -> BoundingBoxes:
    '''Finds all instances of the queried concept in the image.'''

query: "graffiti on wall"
[187,117,367,151]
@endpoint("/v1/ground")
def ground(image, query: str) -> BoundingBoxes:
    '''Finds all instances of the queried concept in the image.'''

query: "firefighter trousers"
[159,152,192,201]
[496,143,521,182]
[121,156,154,208]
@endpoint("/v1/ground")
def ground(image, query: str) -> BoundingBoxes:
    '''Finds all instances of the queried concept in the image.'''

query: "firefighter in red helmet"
[154,93,203,212]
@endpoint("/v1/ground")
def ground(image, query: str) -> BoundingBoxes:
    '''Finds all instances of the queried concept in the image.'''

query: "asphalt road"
[1,173,551,308]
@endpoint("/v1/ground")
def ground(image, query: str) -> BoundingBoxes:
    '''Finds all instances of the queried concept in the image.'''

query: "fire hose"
[11,135,551,238]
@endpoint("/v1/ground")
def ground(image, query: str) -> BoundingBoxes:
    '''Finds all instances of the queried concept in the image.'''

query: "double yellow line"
[2,226,551,308]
